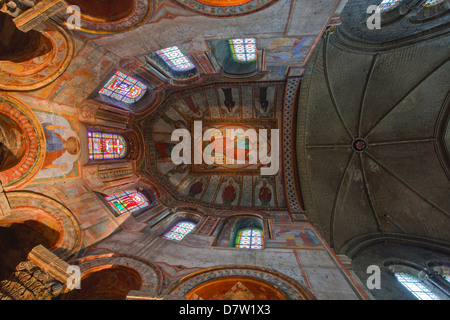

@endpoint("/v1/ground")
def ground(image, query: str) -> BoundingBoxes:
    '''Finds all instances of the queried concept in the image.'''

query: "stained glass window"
[235,227,263,249]
[105,190,149,216]
[423,0,444,6]
[229,38,257,62]
[163,221,196,241]
[155,46,195,71]
[375,0,402,13]
[395,272,440,300]
[99,71,147,103]
[88,131,127,160]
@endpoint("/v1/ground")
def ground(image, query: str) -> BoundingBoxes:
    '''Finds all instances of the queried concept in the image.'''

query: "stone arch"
[2,191,83,259]
[62,254,161,299]
[0,96,45,190]
[61,265,142,300]
[168,265,315,300]
[0,20,73,91]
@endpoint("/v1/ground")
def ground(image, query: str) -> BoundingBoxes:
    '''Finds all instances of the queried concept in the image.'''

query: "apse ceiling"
[136,82,288,211]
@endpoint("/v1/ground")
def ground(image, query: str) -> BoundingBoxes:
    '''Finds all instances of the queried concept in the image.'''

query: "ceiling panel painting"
[140,82,288,211]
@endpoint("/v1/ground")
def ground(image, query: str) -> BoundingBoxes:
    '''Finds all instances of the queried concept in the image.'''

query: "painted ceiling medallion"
[172,0,278,17]
[352,138,368,152]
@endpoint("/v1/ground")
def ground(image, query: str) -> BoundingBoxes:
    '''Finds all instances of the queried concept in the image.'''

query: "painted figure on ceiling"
[162,113,186,129]
[167,163,187,178]
[188,178,204,198]
[42,123,79,172]
[154,141,175,160]
[221,178,236,205]
[222,88,235,112]
[259,87,269,112]
[182,96,201,116]
[258,179,272,206]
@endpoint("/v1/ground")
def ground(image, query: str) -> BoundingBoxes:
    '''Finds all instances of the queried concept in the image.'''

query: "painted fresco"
[148,84,287,210]
[32,110,80,182]
[266,223,323,249]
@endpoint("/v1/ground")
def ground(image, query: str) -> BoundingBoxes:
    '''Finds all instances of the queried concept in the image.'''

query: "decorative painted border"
[168,265,315,300]
[171,0,278,17]
[0,96,45,189]
[282,77,303,213]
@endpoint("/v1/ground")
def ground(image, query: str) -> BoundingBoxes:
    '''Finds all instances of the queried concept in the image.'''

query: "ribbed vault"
[297,30,450,253]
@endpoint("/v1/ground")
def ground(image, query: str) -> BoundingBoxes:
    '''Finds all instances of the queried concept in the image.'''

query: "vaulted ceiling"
[1,0,448,258]
[296,0,450,254]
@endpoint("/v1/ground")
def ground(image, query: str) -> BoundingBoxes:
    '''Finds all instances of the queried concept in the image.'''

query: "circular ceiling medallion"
[172,0,278,17]
[352,138,368,152]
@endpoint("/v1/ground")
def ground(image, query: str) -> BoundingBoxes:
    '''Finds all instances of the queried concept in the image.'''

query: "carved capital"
[0,245,71,300]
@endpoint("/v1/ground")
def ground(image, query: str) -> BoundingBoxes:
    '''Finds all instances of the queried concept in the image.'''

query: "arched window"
[105,189,150,216]
[423,0,445,6]
[99,71,147,103]
[395,272,440,300]
[229,38,257,62]
[155,46,195,71]
[376,0,402,13]
[162,221,196,241]
[235,227,263,249]
[88,131,127,160]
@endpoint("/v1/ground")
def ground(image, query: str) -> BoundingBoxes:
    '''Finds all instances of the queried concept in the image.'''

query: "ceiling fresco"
[137,82,288,211]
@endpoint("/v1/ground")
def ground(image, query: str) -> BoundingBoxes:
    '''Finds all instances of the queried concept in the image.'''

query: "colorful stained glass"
[395,273,440,300]
[229,38,257,62]
[375,0,402,13]
[88,131,127,160]
[155,46,195,71]
[235,227,263,249]
[105,190,149,216]
[163,221,196,241]
[99,71,147,103]
[423,0,444,6]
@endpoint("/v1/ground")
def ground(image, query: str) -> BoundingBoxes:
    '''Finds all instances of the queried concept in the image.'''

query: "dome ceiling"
[297,30,450,253]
